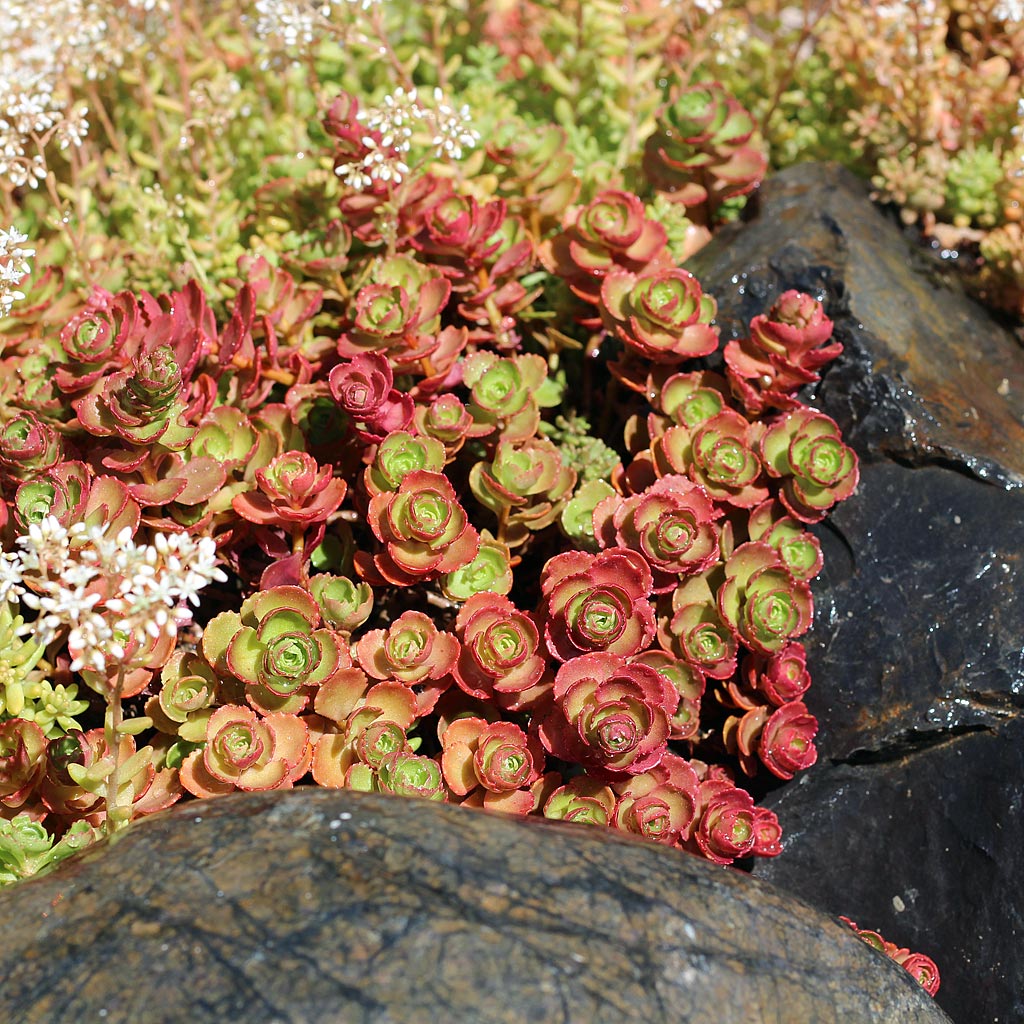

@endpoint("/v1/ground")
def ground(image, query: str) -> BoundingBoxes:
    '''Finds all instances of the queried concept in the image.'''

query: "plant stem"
[103,663,128,835]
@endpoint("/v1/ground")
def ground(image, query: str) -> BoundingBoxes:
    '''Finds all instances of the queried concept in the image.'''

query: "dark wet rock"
[687,162,1024,1024]
[688,161,1024,488]
[804,458,1024,757]
[0,789,948,1024]
[753,720,1024,1024]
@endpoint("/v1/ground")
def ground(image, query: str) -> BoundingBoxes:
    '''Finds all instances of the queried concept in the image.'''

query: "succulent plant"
[0,7,882,957]
[840,917,941,996]
[203,586,349,716]
[643,80,766,223]
[361,470,480,585]
[0,814,98,886]
[452,593,547,707]
[538,652,677,777]
[541,548,656,662]
[760,408,860,523]
[180,705,310,796]
[600,266,719,365]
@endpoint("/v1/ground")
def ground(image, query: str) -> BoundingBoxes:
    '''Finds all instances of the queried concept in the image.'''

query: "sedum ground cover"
[5,0,1020,997]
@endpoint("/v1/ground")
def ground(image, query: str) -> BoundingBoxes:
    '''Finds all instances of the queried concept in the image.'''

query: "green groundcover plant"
[7,0,1010,999]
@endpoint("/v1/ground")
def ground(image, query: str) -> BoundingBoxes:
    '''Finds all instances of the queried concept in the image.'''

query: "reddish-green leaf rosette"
[593,474,721,591]
[538,652,677,777]
[717,542,813,655]
[452,593,547,705]
[541,548,655,662]
[361,469,480,585]
[599,266,719,363]
[212,586,349,716]
[761,408,859,523]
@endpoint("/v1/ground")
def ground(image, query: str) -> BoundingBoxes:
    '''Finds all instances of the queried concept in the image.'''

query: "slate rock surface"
[0,789,949,1024]
[690,161,1024,1024]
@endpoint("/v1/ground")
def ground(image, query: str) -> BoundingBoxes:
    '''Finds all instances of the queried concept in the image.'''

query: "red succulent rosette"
[328,351,413,442]
[232,450,347,528]
[0,412,65,479]
[55,288,142,393]
[891,951,941,997]
[760,407,859,523]
[694,780,757,864]
[687,408,769,508]
[452,593,547,703]
[538,652,677,777]
[643,80,766,219]
[660,577,739,681]
[725,291,842,415]
[335,268,451,362]
[540,188,669,307]
[360,469,480,586]
[593,474,721,591]
[541,547,655,662]
[440,717,545,809]
[751,290,838,365]
[752,806,783,857]
[840,918,940,997]
[758,700,818,780]
[744,642,811,706]
[0,719,47,810]
[612,753,702,845]
[599,266,719,364]
[73,344,196,450]
[412,193,507,271]
[629,650,705,740]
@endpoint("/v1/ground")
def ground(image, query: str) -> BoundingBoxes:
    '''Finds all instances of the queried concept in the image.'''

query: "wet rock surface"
[0,790,949,1024]
[689,161,1024,488]
[690,162,1024,1024]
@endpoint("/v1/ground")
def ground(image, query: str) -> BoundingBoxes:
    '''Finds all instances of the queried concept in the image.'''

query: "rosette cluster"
[725,291,844,414]
[643,80,768,222]
[0,70,868,895]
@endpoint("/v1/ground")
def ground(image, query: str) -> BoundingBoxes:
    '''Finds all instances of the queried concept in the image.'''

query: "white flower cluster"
[253,0,376,48]
[993,0,1024,21]
[0,517,226,675]
[430,88,482,161]
[254,0,323,48]
[0,0,109,189]
[874,0,941,28]
[0,226,34,319]
[335,87,480,191]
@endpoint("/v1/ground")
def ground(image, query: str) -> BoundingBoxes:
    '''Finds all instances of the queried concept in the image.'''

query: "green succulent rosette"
[205,587,347,716]
[470,436,577,531]
[364,430,446,495]
[190,407,259,469]
[748,499,824,581]
[440,532,514,601]
[73,345,196,450]
[308,574,373,634]
[656,370,731,429]
[376,751,446,801]
[561,479,617,551]
[0,815,97,887]
[542,776,617,825]
[760,408,859,523]
[463,352,548,441]
[717,542,813,655]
